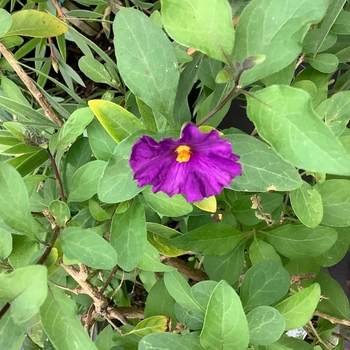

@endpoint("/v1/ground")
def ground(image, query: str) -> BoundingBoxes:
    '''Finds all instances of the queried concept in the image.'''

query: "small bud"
[215,66,236,84]
[242,55,266,71]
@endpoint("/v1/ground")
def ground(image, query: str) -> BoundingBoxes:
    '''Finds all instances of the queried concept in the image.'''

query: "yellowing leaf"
[193,196,217,213]
[128,316,168,337]
[88,99,145,143]
[5,10,67,38]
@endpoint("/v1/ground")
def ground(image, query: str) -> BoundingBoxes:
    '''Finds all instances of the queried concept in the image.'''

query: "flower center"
[175,145,191,163]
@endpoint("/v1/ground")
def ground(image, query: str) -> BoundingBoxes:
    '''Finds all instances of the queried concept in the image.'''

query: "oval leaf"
[88,99,145,143]
[247,306,285,346]
[171,223,245,256]
[113,8,179,124]
[247,85,350,175]
[162,0,234,64]
[240,260,290,312]
[315,179,350,227]
[69,160,106,202]
[290,181,323,228]
[0,9,12,37]
[0,162,44,238]
[226,134,302,192]
[60,227,118,269]
[5,10,68,38]
[275,283,321,330]
[265,225,338,259]
[200,280,249,350]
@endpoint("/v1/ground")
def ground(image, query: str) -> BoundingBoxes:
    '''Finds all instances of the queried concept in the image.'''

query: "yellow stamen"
[175,145,191,163]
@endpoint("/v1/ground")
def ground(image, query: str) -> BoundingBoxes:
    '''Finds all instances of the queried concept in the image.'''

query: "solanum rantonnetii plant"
[0,0,349,349]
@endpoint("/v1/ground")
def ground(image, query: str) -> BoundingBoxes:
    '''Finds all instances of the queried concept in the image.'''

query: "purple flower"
[129,124,242,202]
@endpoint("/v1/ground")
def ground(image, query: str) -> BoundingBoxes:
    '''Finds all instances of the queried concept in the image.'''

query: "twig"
[110,270,125,299]
[99,264,119,295]
[308,320,332,350]
[45,149,66,201]
[161,257,209,281]
[296,54,305,70]
[196,85,240,127]
[314,310,350,327]
[60,261,130,325]
[0,40,62,126]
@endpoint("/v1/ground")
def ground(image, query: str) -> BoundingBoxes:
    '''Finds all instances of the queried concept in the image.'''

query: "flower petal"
[129,124,242,202]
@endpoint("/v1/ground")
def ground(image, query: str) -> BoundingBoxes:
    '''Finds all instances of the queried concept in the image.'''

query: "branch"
[314,310,350,327]
[60,261,131,325]
[0,40,62,126]
[161,257,209,281]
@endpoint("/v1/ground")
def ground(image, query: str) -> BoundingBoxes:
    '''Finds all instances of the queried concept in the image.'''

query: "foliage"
[0,0,349,349]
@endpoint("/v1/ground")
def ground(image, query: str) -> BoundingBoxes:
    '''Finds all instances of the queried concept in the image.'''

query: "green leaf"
[240,260,290,312]
[1,77,30,109]
[247,306,285,346]
[127,316,168,337]
[69,160,106,202]
[0,304,27,350]
[5,10,68,38]
[0,226,12,258]
[87,119,116,161]
[313,0,346,53]
[200,280,249,350]
[275,283,321,330]
[161,0,234,64]
[78,56,112,84]
[0,265,47,323]
[290,181,323,228]
[173,54,202,126]
[139,332,203,350]
[249,238,282,265]
[171,223,245,256]
[110,197,146,271]
[316,227,350,267]
[226,134,302,192]
[40,284,98,350]
[113,8,179,124]
[315,179,350,227]
[0,97,58,128]
[265,225,338,259]
[0,10,12,37]
[143,188,193,217]
[233,0,328,86]
[247,85,350,175]
[98,131,146,203]
[203,243,245,285]
[144,278,177,326]
[60,227,118,269]
[316,91,350,137]
[8,236,38,269]
[94,326,115,350]
[307,53,339,73]
[56,107,94,152]
[232,193,283,226]
[48,200,70,227]
[314,272,350,319]
[89,100,145,143]
[6,149,49,177]
[164,270,202,312]
[0,162,44,238]
[292,80,318,100]
[137,241,175,272]
[331,9,350,35]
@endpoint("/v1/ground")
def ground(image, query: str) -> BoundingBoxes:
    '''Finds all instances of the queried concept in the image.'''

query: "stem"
[46,149,66,202]
[0,40,62,126]
[196,84,240,127]
[36,227,60,265]
[0,303,10,320]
